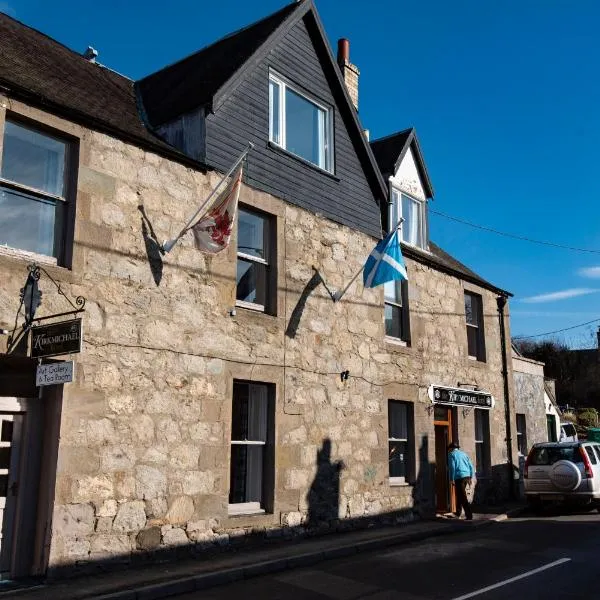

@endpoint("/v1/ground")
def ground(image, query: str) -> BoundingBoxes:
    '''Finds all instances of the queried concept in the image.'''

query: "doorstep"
[3,507,526,600]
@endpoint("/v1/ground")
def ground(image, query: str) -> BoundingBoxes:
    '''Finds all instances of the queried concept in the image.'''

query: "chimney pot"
[83,46,98,63]
[337,38,350,66]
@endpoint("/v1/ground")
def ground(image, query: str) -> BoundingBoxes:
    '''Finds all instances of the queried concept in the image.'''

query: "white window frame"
[228,382,270,516]
[474,409,490,477]
[384,280,408,345]
[0,118,71,265]
[390,187,426,250]
[236,208,271,313]
[465,291,485,361]
[388,400,412,486]
[268,71,334,173]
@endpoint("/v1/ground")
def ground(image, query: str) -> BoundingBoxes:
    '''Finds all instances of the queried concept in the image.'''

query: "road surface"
[171,509,600,599]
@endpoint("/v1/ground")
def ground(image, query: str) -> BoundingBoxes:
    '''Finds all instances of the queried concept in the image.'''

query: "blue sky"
[4,0,600,348]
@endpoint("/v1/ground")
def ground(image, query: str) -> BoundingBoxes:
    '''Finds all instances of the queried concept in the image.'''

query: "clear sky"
[3,0,600,348]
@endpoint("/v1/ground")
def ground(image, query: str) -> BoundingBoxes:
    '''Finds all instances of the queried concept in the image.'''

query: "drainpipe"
[497,295,516,500]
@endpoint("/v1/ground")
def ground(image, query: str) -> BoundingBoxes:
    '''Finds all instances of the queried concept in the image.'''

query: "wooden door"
[434,406,455,513]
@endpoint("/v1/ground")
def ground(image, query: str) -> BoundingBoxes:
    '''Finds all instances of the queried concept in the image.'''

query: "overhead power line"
[430,209,600,255]
[512,317,600,340]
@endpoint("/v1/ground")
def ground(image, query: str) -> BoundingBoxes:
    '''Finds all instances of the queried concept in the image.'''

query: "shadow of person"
[411,434,435,517]
[306,439,345,529]
[138,205,164,286]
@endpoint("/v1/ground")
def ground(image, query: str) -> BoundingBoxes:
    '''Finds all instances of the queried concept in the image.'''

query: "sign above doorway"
[36,361,74,387]
[31,319,82,358]
[428,385,494,409]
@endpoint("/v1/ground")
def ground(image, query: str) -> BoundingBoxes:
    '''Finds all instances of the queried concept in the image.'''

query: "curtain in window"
[245,384,267,503]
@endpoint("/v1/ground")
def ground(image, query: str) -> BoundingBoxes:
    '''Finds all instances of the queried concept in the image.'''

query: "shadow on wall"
[46,436,437,581]
[139,205,164,286]
[472,463,517,510]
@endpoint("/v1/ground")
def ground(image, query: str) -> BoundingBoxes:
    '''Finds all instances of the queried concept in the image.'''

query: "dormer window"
[269,72,333,172]
[391,188,425,249]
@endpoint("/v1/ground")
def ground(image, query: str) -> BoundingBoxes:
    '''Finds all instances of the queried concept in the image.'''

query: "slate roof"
[401,242,511,296]
[370,127,434,198]
[0,12,184,160]
[137,2,299,127]
[370,128,509,295]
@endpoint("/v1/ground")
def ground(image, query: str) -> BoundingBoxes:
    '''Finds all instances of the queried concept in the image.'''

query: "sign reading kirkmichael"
[428,385,494,409]
[31,319,82,358]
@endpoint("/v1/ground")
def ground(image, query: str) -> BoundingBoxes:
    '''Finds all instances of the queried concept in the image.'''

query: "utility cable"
[430,209,600,255]
[512,317,600,340]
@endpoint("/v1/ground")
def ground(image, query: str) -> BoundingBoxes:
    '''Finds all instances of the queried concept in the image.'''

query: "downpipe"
[497,295,517,500]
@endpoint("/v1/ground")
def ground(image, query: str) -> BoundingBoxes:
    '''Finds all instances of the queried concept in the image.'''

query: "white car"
[524,441,600,510]
[559,422,578,442]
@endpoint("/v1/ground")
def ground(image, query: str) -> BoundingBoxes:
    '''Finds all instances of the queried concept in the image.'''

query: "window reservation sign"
[31,319,82,358]
[428,385,494,409]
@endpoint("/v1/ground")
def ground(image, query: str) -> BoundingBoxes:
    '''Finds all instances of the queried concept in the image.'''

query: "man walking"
[447,442,474,520]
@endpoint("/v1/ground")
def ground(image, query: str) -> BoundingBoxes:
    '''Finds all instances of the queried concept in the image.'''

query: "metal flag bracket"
[6,263,86,354]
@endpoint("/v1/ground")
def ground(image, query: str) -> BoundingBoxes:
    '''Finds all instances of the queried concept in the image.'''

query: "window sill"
[236,300,266,313]
[267,141,340,182]
[389,479,411,488]
[228,503,266,517]
[466,356,487,367]
[0,245,58,267]
[384,337,412,354]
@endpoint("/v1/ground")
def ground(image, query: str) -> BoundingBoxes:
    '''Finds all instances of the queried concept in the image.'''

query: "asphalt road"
[172,509,600,600]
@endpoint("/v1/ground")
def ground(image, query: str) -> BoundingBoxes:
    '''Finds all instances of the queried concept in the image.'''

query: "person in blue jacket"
[447,442,474,520]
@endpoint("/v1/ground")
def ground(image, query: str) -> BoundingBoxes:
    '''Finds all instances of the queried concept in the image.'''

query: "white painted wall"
[545,391,561,442]
[389,147,427,201]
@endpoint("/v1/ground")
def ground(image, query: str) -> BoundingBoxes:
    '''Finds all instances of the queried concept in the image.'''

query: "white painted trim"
[235,300,265,313]
[230,440,266,446]
[268,70,334,173]
[385,336,408,347]
[0,398,26,412]
[389,477,408,486]
[228,502,265,516]
[237,251,268,266]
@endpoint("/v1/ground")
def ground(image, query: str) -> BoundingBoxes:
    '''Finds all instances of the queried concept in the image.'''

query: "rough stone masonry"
[0,98,517,571]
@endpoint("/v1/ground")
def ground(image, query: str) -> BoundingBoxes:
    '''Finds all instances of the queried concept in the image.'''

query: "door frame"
[434,405,457,513]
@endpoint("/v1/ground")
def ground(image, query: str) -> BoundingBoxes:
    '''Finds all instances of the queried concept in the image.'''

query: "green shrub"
[578,408,598,428]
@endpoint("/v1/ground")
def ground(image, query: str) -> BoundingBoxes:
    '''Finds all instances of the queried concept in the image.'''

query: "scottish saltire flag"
[363,229,408,288]
[191,164,243,253]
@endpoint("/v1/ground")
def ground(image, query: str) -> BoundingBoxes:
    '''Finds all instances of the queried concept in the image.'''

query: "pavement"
[0,505,525,600]
[169,507,600,600]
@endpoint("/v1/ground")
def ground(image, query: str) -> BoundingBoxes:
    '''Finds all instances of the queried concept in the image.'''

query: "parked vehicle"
[559,422,578,442]
[524,441,600,510]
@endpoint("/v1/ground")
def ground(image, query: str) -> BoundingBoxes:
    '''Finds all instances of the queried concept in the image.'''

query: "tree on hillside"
[513,337,600,409]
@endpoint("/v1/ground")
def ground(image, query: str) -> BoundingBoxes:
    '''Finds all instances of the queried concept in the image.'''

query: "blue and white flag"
[363,229,408,288]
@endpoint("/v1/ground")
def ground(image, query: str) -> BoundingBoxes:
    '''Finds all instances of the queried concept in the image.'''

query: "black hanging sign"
[428,385,494,409]
[31,319,82,358]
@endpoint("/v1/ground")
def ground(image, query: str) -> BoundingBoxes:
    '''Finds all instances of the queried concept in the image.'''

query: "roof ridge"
[138,1,298,83]
[0,11,131,82]
[370,127,414,145]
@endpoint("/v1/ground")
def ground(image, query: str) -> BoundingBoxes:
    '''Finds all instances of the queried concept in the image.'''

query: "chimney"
[83,46,98,63]
[337,38,359,110]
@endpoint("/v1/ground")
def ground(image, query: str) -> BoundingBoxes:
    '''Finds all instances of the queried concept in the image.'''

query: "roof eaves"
[392,128,434,199]
[302,2,388,205]
[0,77,210,174]
[402,243,513,298]
[212,1,310,113]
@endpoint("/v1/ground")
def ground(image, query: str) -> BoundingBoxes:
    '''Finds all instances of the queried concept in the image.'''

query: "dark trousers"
[454,477,473,519]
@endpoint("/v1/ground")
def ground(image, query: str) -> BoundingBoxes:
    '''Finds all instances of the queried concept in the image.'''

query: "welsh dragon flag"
[191,164,243,253]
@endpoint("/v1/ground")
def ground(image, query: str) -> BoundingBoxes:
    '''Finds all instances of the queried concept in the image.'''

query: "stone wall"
[0,98,516,571]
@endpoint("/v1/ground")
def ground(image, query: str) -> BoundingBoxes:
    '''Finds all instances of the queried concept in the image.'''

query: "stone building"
[0,1,517,579]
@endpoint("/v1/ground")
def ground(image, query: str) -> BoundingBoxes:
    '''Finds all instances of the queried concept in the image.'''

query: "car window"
[562,424,576,437]
[585,446,598,465]
[528,446,579,465]
[594,446,600,462]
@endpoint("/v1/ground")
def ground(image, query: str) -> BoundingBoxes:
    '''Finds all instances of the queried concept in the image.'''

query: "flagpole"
[162,142,254,253]
[332,217,404,303]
